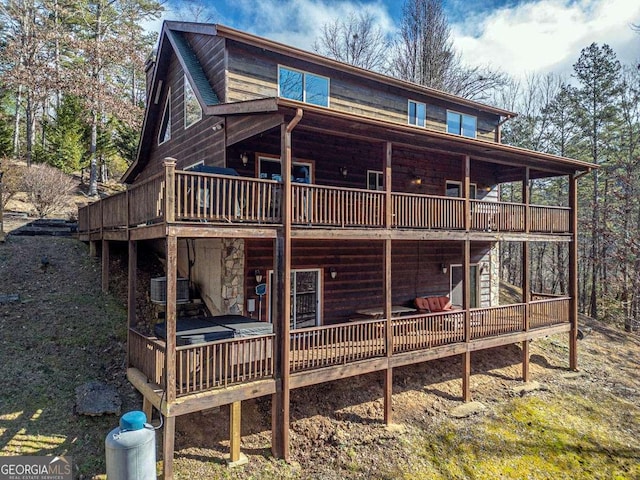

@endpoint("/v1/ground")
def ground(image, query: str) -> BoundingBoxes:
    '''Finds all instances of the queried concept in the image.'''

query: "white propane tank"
[105,410,156,479]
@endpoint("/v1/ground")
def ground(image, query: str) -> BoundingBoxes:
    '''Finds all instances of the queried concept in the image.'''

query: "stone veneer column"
[221,238,245,314]
[490,242,500,306]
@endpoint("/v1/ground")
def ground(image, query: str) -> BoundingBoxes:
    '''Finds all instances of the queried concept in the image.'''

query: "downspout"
[286,107,303,133]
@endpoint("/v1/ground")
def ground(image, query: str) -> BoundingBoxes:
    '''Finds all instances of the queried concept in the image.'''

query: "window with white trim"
[367,170,384,191]
[278,66,329,107]
[184,75,202,129]
[408,100,426,127]
[446,111,477,138]
[258,155,313,183]
[158,89,171,144]
[446,180,477,199]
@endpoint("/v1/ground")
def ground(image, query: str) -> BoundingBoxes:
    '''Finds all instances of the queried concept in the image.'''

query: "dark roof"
[166,30,219,106]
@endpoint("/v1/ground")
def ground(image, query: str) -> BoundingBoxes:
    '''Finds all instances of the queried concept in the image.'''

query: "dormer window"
[447,111,477,138]
[184,75,202,129]
[278,66,329,107]
[408,100,426,127]
[158,89,171,145]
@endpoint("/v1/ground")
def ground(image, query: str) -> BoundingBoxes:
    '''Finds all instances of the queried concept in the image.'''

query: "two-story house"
[77,21,593,478]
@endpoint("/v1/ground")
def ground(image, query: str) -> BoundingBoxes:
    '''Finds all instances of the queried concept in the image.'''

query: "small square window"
[367,170,384,191]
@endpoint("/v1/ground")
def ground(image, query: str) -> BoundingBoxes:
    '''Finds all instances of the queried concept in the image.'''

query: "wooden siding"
[138,52,225,182]
[245,239,493,324]
[225,41,499,143]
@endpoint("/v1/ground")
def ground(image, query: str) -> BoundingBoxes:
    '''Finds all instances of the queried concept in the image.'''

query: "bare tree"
[313,11,390,72]
[391,0,505,100]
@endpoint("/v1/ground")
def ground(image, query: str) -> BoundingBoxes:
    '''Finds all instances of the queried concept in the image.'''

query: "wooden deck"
[128,297,569,401]
[77,166,571,239]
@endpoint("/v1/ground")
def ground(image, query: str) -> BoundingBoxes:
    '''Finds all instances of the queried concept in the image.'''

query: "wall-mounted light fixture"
[329,267,337,279]
[440,263,448,275]
[240,152,249,167]
[212,121,224,132]
[413,175,422,186]
[483,184,492,192]
[480,262,489,273]
[339,166,348,178]
[254,269,263,283]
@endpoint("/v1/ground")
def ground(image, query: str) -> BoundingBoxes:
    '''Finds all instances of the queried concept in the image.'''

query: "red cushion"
[427,297,440,312]
[414,297,430,311]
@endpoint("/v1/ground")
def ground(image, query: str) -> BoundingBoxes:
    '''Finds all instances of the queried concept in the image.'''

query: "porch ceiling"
[212,98,595,182]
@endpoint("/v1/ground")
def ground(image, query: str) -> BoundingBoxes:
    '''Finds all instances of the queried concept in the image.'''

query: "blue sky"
[157,0,640,80]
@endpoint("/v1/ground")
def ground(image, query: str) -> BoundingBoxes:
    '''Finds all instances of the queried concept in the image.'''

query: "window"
[278,66,329,107]
[446,111,477,138]
[446,181,477,199]
[158,89,171,144]
[184,75,202,129]
[258,155,313,183]
[408,100,426,127]
[367,170,384,191]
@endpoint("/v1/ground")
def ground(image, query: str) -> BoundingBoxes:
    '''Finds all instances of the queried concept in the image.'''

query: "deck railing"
[102,191,127,229]
[392,310,465,353]
[175,172,281,223]
[530,297,570,329]
[175,334,275,395]
[129,330,166,388]
[292,184,385,227]
[530,205,570,233]
[290,319,386,372]
[471,200,526,232]
[76,168,571,235]
[470,304,525,339]
[392,193,464,229]
[128,172,165,226]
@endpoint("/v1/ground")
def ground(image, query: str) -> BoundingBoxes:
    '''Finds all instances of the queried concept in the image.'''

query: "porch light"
[413,175,422,186]
[241,152,249,166]
[329,267,337,279]
[255,269,263,283]
[339,166,348,178]
[440,263,448,275]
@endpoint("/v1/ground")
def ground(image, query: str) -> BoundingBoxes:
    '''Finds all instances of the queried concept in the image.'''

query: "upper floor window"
[447,111,477,138]
[158,89,171,145]
[278,66,329,107]
[408,100,426,127]
[367,170,384,191]
[184,75,202,129]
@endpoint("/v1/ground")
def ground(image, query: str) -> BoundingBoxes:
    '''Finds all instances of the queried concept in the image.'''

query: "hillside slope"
[0,234,638,479]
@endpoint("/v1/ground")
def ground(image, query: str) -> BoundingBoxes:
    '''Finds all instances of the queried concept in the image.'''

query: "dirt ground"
[0,211,638,479]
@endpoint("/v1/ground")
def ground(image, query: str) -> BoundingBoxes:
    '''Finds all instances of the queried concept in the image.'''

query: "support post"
[165,235,177,404]
[164,158,177,223]
[463,156,471,232]
[101,239,110,293]
[522,238,530,382]
[569,174,579,370]
[163,415,175,480]
[126,240,137,367]
[89,241,98,257]
[228,401,247,466]
[271,111,301,461]
[523,167,530,233]
[383,142,393,424]
[462,239,471,402]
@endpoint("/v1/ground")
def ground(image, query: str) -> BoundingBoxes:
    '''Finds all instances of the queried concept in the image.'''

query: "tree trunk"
[12,86,22,157]
[88,110,98,196]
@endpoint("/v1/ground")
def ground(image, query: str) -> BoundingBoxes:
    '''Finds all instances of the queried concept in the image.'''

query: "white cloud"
[228,0,396,51]
[452,0,640,80]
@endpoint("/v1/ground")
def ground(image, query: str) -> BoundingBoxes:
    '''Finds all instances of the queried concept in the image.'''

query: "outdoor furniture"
[355,305,417,319]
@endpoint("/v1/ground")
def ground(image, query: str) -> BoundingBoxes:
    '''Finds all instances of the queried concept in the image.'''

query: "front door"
[450,264,479,308]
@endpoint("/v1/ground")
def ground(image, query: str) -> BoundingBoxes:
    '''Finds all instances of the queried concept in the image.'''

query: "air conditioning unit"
[150,277,190,304]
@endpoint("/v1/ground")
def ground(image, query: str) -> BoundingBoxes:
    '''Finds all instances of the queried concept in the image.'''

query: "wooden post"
[163,415,175,480]
[165,234,178,404]
[164,158,177,223]
[462,239,471,402]
[89,241,97,257]
[271,111,301,461]
[463,156,471,232]
[229,401,242,463]
[101,239,110,293]
[569,174,579,370]
[522,241,531,382]
[127,240,137,368]
[523,167,530,233]
[142,397,153,423]
[383,142,393,424]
